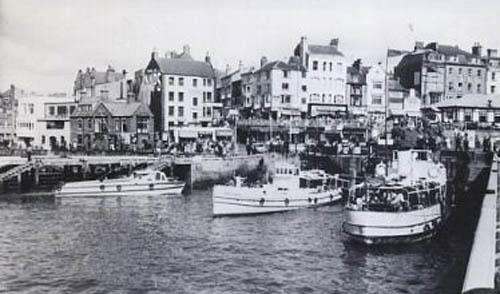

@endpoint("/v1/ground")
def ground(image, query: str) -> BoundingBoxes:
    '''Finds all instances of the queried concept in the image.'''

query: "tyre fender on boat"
[116,185,122,192]
[149,183,154,190]
[284,198,290,206]
[259,198,265,206]
[423,224,431,232]
[100,185,105,191]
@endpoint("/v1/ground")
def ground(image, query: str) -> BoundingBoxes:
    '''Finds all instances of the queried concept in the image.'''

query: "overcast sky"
[1,0,499,94]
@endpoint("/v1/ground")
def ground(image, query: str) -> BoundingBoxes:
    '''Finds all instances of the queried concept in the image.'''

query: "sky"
[1,0,499,94]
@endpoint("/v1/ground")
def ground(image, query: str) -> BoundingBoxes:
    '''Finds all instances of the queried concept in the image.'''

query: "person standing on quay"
[26,144,32,162]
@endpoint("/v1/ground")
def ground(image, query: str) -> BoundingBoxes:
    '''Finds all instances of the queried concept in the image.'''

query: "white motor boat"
[212,162,343,216]
[343,149,449,244]
[55,169,185,198]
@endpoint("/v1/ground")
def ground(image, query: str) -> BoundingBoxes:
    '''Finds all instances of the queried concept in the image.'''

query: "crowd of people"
[163,138,234,157]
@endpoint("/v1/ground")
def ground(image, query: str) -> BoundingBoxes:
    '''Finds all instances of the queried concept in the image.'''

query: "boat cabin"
[132,170,168,182]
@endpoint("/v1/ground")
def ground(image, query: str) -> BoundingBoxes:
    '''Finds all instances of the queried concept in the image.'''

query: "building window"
[329,62,332,71]
[458,68,462,75]
[312,61,318,71]
[136,117,149,133]
[477,84,482,93]
[477,70,481,77]
[491,85,496,94]
[283,70,288,78]
[479,110,487,123]
[115,118,120,132]
[77,119,83,130]
[373,82,383,89]
[178,92,184,102]
[464,109,472,122]
[46,121,64,130]
[87,119,93,130]
[168,106,174,116]
[206,107,212,117]
[179,77,184,86]
[282,83,289,90]
[178,106,184,117]
[169,92,174,101]
[372,95,382,105]
[301,97,306,104]
[458,82,463,90]
[207,79,212,87]
[468,68,472,76]
[49,106,55,116]
[192,78,198,87]
[448,67,453,74]
[302,85,307,92]
[492,72,496,81]
[323,62,327,71]
[206,92,212,102]
[301,71,306,78]
[448,82,454,91]
[192,112,198,120]
[467,83,472,91]
[193,97,198,106]
[168,77,174,85]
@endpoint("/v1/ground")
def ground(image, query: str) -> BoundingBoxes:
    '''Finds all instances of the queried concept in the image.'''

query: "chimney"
[353,59,362,71]
[414,41,424,51]
[472,42,482,57]
[260,56,268,67]
[238,60,243,72]
[151,49,159,60]
[427,42,439,51]
[300,36,308,67]
[330,38,339,49]
[205,52,211,64]
[183,44,190,55]
[488,49,498,58]
[225,64,231,75]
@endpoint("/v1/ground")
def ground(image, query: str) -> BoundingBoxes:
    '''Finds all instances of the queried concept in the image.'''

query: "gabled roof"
[74,69,124,90]
[71,101,152,117]
[430,44,474,58]
[149,58,215,78]
[308,45,344,56]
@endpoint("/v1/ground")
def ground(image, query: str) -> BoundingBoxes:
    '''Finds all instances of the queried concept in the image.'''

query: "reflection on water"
[0,190,469,293]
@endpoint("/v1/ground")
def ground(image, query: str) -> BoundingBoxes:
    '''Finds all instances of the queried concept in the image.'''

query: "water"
[0,190,472,294]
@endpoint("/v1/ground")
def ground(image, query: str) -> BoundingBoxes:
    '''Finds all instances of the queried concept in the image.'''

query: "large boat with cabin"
[343,149,449,244]
[55,169,185,198]
[212,162,345,216]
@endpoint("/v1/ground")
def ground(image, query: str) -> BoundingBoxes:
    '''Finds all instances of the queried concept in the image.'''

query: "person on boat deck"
[390,192,405,211]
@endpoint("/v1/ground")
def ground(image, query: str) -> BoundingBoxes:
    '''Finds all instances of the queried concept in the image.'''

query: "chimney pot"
[260,56,268,67]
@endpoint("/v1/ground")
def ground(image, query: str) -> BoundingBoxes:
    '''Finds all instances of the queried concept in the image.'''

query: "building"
[252,56,307,119]
[74,66,131,103]
[434,94,500,124]
[293,36,347,117]
[36,99,77,150]
[0,85,20,146]
[365,65,386,120]
[142,45,221,141]
[16,93,75,149]
[70,101,154,151]
[483,49,500,95]
[219,61,246,116]
[395,41,487,106]
[346,59,370,116]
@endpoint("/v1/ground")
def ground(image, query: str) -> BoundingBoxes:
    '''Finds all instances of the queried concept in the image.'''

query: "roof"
[308,45,344,56]
[347,66,370,84]
[71,101,152,117]
[433,94,500,109]
[255,60,305,73]
[74,69,124,90]
[432,44,473,58]
[152,58,215,78]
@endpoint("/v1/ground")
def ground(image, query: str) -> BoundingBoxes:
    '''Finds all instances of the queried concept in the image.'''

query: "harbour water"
[0,189,474,294]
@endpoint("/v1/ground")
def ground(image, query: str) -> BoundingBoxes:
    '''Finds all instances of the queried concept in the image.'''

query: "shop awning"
[216,129,233,137]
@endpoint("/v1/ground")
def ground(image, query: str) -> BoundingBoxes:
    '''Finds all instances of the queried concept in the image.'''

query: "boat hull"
[55,180,185,198]
[342,204,443,244]
[212,186,342,216]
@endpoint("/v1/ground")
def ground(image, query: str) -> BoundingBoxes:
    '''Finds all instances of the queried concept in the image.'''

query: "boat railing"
[347,182,446,212]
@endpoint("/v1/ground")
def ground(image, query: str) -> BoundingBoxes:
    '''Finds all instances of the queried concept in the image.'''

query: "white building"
[16,94,75,149]
[253,57,308,119]
[293,37,347,116]
[143,45,222,141]
[365,65,386,119]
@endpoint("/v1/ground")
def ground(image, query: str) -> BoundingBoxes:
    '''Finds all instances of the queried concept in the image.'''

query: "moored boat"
[342,149,449,244]
[212,162,344,216]
[55,169,185,198]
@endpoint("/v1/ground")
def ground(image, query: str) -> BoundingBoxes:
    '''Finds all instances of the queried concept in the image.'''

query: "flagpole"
[384,48,389,176]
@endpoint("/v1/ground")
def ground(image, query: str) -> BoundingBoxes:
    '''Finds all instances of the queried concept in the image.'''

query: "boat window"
[299,178,308,188]
[289,169,293,175]
[295,169,299,176]
[156,173,161,181]
[161,175,166,181]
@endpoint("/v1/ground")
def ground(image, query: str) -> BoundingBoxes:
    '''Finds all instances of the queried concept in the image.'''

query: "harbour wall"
[462,157,497,293]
